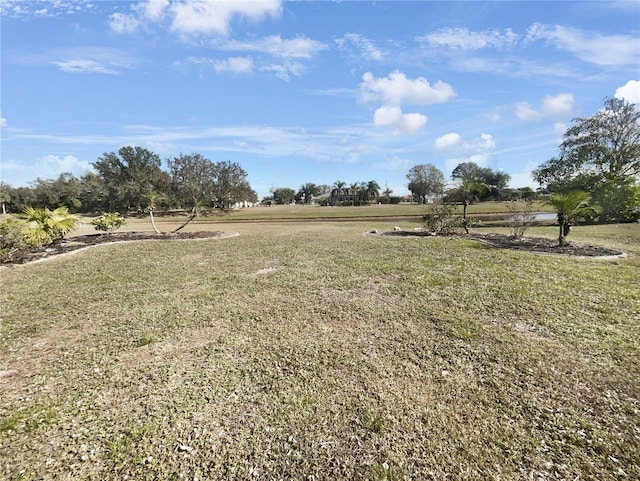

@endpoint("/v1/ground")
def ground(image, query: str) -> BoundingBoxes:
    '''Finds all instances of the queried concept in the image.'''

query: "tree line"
[1,98,638,223]
[0,147,257,214]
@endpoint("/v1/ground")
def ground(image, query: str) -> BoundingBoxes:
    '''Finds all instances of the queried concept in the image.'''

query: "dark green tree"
[407,163,445,204]
[93,146,168,212]
[271,187,296,205]
[168,153,217,210]
[297,183,320,204]
[211,161,257,208]
[533,98,640,190]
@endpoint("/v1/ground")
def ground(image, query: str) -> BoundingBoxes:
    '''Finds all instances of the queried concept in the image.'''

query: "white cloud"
[516,93,574,122]
[214,57,254,74]
[435,132,462,149]
[541,93,574,117]
[373,106,427,135]
[525,23,639,66]
[335,33,385,61]
[515,101,542,122]
[508,162,542,188]
[138,0,169,22]
[554,122,567,135]
[221,35,327,59]
[0,154,94,186]
[109,12,139,34]
[262,61,306,81]
[419,27,519,50]
[615,80,640,103]
[52,59,120,75]
[0,117,6,128]
[373,156,412,171]
[169,0,281,36]
[360,71,456,106]
[437,133,497,172]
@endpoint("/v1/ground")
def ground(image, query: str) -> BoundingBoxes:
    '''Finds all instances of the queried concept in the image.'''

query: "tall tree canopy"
[533,98,640,191]
[93,146,169,211]
[211,161,257,208]
[168,153,217,209]
[406,163,445,203]
[297,183,320,204]
[451,162,510,200]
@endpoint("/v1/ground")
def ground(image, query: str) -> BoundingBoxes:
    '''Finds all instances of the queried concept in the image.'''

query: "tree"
[366,180,381,204]
[297,183,320,204]
[406,164,445,204]
[210,161,257,209]
[21,206,79,245]
[533,98,640,190]
[145,192,168,233]
[451,162,510,200]
[93,146,168,212]
[332,181,347,205]
[381,183,393,204]
[168,153,217,210]
[0,182,11,215]
[271,187,296,205]
[591,176,640,223]
[548,190,597,246]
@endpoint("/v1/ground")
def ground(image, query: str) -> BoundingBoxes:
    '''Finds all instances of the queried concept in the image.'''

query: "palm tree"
[145,192,167,234]
[548,190,597,246]
[366,180,381,204]
[21,206,79,246]
[172,198,206,233]
[333,181,347,205]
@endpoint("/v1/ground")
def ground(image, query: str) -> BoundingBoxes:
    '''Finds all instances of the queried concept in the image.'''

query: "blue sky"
[1,0,639,200]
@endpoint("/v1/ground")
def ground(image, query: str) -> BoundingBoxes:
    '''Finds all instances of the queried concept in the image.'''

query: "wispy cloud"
[335,33,386,61]
[53,59,119,75]
[525,23,640,66]
[108,0,282,37]
[219,35,327,59]
[418,27,519,50]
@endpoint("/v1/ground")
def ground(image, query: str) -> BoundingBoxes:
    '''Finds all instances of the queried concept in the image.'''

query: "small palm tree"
[22,206,79,246]
[145,192,167,234]
[548,190,597,246]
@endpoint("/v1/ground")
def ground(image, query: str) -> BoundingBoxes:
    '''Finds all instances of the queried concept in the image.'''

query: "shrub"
[0,217,32,257]
[505,200,536,238]
[423,201,462,234]
[91,212,127,233]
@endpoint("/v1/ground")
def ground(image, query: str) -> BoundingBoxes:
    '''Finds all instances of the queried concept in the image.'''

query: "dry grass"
[1,220,638,480]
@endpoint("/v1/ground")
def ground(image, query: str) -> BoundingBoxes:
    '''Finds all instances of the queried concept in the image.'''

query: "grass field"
[1,217,638,480]
[148,201,555,222]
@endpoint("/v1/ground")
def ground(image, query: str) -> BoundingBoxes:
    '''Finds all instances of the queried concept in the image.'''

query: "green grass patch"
[0,221,638,480]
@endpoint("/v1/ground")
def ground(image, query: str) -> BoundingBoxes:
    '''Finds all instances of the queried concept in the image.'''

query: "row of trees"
[0,147,257,214]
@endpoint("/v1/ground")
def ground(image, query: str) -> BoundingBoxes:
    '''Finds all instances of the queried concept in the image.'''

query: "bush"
[505,200,536,238]
[91,212,127,233]
[0,217,32,257]
[591,177,640,223]
[423,201,462,234]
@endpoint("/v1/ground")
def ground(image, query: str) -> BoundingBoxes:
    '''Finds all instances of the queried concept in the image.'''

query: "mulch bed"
[1,231,228,266]
[378,230,625,258]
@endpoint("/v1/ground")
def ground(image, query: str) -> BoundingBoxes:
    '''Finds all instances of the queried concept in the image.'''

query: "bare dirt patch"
[1,231,236,266]
[375,230,626,258]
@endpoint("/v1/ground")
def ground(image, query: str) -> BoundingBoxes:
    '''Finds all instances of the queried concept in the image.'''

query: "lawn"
[1,219,638,480]
[147,200,554,222]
